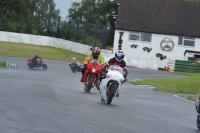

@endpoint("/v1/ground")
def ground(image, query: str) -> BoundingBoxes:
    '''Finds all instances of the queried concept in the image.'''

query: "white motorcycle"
[99,65,125,104]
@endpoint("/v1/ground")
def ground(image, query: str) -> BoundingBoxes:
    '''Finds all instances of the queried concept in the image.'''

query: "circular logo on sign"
[160,37,175,52]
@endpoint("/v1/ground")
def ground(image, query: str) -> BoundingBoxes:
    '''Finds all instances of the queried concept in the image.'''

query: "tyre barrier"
[2,61,17,69]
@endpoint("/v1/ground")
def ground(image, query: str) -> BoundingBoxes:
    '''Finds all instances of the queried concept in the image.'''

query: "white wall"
[0,31,114,64]
[113,30,200,69]
[0,31,92,54]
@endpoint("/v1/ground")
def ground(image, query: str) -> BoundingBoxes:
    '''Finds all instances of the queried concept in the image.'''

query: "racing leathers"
[81,53,106,82]
[101,57,128,82]
[32,55,42,65]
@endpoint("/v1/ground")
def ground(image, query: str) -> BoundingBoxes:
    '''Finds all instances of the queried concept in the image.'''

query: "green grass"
[131,72,200,94]
[0,41,86,63]
[187,96,196,101]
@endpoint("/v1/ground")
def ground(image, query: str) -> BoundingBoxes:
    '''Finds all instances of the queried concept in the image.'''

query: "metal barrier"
[174,60,200,73]
[2,61,17,69]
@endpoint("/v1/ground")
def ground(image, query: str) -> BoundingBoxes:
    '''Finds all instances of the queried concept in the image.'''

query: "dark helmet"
[115,50,125,62]
[35,55,39,58]
[92,47,101,59]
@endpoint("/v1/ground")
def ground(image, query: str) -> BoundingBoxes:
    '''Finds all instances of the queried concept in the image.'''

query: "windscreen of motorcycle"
[108,65,123,74]
[92,59,100,65]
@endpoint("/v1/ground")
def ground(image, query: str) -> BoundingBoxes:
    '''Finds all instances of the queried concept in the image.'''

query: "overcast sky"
[54,0,81,20]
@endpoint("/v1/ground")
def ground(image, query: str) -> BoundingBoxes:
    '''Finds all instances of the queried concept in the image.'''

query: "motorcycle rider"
[70,57,82,71]
[80,47,106,87]
[71,57,78,65]
[101,50,128,97]
[32,55,42,65]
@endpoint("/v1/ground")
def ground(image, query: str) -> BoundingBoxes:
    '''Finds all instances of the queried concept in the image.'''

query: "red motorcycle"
[27,59,48,70]
[83,59,103,93]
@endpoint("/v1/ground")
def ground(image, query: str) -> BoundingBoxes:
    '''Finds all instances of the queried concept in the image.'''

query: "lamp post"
[110,0,122,50]
[57,16,61,38]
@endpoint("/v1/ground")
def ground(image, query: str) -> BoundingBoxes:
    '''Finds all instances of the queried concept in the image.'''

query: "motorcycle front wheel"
[85,76,94,93]
[42,64,48,70]
[106,83,117,105]
[71,67,76,73]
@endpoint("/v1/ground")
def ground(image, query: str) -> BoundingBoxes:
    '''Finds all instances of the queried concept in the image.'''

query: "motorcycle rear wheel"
[106,83,116,105]
[28,64,34,69]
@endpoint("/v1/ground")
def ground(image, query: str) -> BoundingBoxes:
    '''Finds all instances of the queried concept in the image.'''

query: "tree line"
[0,0,119,48]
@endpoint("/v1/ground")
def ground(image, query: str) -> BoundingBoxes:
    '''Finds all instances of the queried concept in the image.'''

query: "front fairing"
[99,68,124,97]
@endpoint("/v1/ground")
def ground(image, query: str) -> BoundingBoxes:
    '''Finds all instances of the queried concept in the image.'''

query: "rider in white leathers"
[101,50,128,97]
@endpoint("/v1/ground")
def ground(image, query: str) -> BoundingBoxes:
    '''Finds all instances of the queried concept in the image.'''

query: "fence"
[174,60,200,73]
[2,61,17,69]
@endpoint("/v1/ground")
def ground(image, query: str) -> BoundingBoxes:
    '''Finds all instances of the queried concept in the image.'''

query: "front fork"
[84,71,100,86]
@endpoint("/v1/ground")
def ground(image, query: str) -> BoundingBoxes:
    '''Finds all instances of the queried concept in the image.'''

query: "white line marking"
[174,95,195,103]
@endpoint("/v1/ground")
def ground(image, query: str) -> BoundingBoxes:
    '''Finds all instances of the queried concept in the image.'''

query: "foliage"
[67,0,119,47]
[0,0,118,48]
[0,0,60,35]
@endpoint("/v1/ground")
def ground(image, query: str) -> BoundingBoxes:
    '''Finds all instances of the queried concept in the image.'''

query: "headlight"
[92,69,96,73]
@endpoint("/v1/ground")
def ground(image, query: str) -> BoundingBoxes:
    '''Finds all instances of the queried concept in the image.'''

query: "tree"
[0,0,60,36]
[67,0,119,48]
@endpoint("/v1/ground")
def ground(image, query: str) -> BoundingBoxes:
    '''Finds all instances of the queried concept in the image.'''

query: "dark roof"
[184,50,200,56]
[116,0,200,38]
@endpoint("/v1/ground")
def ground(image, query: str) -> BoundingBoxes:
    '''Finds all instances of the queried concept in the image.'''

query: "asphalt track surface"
[0,56,198,133]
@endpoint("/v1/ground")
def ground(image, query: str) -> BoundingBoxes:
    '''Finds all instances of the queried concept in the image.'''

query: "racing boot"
[101,97,105,102]
[80,76,84,82]
[96,79,101,90]
[116,89,119,97]
[116,92,119,97]
[96,85,100,90]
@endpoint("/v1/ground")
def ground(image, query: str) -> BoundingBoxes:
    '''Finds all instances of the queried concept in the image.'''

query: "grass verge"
[0,41,86,63]
[130,72,200,94]
[186,96,196,102]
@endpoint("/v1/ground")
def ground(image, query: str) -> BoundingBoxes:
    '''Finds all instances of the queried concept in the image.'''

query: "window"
[178,36,195,47]
[129,32,152,42]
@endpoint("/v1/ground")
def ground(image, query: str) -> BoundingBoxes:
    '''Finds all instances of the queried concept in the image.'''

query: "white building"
[112,0,200,70]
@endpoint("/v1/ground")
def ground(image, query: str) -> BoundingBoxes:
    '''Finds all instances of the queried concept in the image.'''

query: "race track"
[0,57,198,133]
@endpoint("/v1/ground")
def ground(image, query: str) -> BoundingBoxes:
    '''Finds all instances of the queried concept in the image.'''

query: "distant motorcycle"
[99,65,124,104]
[27,59,48,70]
[83,59,103,93]
[69,62,82,73]
[195,94,200,130]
